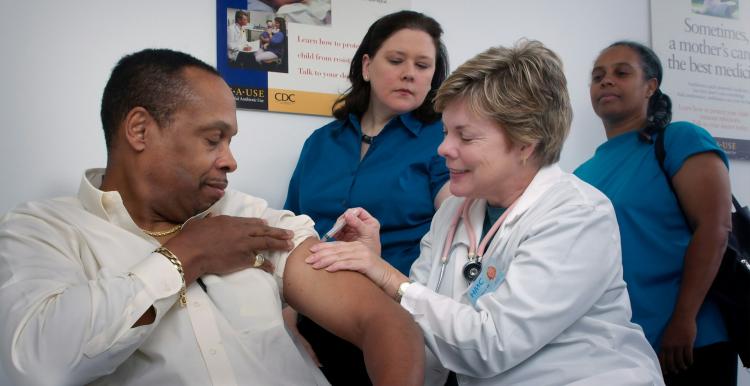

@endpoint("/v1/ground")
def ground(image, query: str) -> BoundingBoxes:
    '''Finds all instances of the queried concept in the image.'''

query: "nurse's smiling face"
[438,99,529,207]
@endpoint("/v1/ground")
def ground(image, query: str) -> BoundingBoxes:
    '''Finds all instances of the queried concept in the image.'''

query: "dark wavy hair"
[274,16,286,35]
[332,10,448,123]
[234,10,248,23]
[607,41,672,138]
[100,49,219,152]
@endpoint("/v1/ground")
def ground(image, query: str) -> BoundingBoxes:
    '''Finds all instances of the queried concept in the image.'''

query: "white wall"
[0,0,747,214]
[0,0,747,380]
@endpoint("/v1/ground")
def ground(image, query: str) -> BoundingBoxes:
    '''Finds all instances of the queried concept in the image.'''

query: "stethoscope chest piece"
[463,256,482,282]
[440,197,518,287]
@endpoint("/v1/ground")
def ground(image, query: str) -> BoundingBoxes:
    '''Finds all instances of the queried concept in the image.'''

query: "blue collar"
[340,112,424,138]
[596,130,641,154]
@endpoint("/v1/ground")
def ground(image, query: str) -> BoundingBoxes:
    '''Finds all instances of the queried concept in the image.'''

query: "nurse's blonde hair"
[434,39,572,166]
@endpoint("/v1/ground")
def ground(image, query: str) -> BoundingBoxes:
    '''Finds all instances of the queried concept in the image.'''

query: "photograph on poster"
[248,0,332,25]
[217,0,410,116]
[653,0,750,158]
[692,0,740,19]
[226,8,289,73]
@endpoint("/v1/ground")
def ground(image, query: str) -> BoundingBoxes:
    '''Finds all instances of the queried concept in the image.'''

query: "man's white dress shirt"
[0,169,329,385]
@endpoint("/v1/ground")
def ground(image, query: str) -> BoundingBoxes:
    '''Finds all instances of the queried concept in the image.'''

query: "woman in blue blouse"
[254,16,286,63]
[575,41,735,386]
[283,10,450,385]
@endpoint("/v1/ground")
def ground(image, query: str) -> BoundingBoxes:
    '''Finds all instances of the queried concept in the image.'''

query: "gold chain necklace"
[141,224,182,237]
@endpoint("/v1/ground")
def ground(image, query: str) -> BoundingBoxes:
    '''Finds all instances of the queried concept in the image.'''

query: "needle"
[321,217,346,241]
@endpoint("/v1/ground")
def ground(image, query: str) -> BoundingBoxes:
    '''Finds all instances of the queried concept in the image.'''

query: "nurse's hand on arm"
[307,208,409,300]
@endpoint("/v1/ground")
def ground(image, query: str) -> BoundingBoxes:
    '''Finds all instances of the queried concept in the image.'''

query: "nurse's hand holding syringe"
[306,207,408,299]
[318,207,382,255]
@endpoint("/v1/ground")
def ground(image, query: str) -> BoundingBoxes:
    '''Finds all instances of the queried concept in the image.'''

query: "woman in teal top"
[575,41,735,385]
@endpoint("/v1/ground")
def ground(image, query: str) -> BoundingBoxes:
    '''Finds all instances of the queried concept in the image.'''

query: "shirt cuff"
[399,281,429,315]
[130,252,183,302]
[271,230,318,278]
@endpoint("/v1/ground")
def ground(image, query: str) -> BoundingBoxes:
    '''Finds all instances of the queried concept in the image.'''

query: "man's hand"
[164,215,294,284]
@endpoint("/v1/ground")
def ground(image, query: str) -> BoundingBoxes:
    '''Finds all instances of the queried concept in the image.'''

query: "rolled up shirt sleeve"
[210,192,318,303]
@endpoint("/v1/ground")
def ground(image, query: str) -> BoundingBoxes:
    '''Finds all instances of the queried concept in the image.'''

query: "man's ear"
[122,107,155,152]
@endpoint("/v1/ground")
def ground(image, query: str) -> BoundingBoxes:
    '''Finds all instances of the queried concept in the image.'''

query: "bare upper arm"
[282,237,405,346]
[671,151,731,232]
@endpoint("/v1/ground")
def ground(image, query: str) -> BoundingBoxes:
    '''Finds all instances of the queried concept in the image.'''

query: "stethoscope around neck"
[435,197,518,291]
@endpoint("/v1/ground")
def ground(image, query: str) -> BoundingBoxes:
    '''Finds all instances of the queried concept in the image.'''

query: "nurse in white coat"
[306,39,664,386]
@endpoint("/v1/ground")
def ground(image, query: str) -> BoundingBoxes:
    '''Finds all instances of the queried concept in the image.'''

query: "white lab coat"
[227,23,250,61]
[402,164,664,386]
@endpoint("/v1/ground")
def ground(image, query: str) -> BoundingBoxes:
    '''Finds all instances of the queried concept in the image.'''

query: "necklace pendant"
[361,134,375,144]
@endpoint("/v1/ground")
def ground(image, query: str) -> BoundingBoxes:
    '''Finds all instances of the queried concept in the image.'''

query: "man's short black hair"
[235,10,248,23]
[100,48,220,151]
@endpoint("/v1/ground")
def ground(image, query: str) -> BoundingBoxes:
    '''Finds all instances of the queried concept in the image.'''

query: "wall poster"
[217,0,410,116]
[651,0,750,159]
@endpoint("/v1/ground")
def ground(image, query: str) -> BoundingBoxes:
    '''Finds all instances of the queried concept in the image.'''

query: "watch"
[396,281,412,302]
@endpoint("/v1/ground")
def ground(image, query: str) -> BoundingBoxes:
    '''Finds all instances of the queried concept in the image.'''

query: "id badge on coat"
[467,263,506,305]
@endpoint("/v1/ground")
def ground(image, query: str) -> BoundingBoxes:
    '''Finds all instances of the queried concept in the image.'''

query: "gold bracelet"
[154,247,187,307]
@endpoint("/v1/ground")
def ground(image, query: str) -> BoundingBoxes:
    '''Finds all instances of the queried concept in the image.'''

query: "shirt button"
[209,348,217,355]
[192,301,200,308]
[341,200,347,206]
